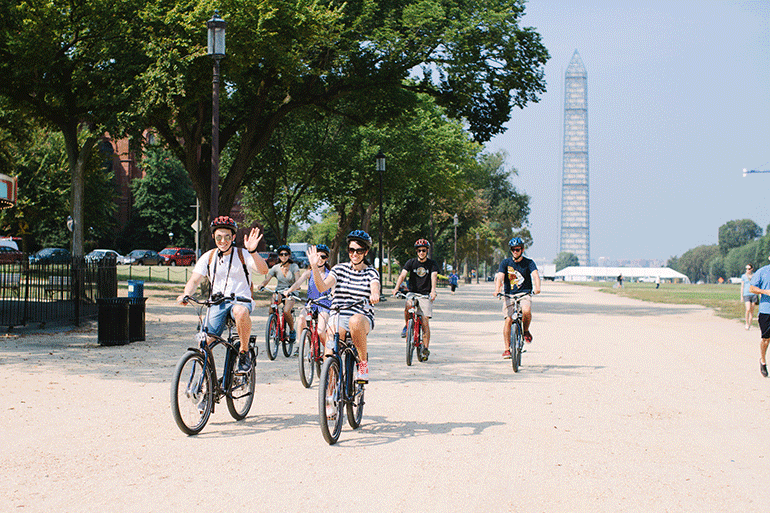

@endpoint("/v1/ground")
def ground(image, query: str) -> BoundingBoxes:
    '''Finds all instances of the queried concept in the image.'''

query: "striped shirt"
[329,262,380,318]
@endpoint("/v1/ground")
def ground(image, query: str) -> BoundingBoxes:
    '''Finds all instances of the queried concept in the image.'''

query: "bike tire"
[405,319,415,366]
[511,321,522,373]
[226,348,256,420]
[298,328,314,388]
[170,350,213,435]
[265,313,279,360]
[319,357,343,445]
[282,319,294,358]
[416,319,425,362]
[345,351,365,429]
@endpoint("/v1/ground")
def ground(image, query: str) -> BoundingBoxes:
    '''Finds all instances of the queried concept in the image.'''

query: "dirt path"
[1,281,767,512]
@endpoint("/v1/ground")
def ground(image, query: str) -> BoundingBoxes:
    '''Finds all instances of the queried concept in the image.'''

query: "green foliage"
[0,128,117,252]
[676,244,720,283]
[131,0,548,224]
[554,252,579,271]
[718,219,762,255]
[124,145,197,251]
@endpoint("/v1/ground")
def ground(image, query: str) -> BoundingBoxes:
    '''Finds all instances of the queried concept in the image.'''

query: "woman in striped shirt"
[308,230,380,382]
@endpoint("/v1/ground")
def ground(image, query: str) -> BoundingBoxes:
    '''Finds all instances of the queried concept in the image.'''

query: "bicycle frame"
[498,291,531,372]
[186,296,253,408]
[266,288,300,341]
[397,291,430,364]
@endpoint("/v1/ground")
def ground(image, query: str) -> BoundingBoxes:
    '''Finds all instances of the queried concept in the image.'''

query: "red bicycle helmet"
[210,215,237,235]
[414,238,430,248]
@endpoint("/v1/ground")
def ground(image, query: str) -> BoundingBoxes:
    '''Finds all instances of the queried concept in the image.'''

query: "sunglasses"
[318,254,329,260]
[278,252,290,257]
[511,247,523,252]
[417,248,428,253]
[215,234,232,242]
[348,247,366,255]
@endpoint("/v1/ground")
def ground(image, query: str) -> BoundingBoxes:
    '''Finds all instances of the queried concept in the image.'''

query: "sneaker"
[401,326,407,338]
[502,349,511,359]
[289,330,296,343]
[238,351,252,374]
[523,331,533,344]
[356,360,369,383]
[761,360,768,378]
[421,347,430,361]
[197,398,208,414]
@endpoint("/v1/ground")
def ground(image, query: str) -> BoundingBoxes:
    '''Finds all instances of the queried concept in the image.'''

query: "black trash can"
[128,297,147,342]
[97,298,130,346]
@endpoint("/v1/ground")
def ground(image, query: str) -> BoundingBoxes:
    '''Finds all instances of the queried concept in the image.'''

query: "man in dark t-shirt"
[392,239,439,360]
[493,237,541,359]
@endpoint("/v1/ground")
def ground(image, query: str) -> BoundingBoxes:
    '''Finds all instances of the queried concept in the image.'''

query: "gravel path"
[1,281,767,512]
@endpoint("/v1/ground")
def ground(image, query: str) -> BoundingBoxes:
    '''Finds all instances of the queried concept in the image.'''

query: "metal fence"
[0,255,117,330]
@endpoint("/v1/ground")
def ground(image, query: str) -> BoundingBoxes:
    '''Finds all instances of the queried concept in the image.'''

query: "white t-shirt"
[193,248,255,303]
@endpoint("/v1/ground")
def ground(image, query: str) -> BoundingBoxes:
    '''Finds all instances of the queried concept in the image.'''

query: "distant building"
[560,50,590,267]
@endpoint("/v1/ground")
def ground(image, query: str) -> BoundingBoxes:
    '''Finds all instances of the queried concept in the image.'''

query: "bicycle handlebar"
[262,287,301,301]
[496,291,532,300]
[183,293,237,307]
[395,292,431,300]
[329,299,369,313]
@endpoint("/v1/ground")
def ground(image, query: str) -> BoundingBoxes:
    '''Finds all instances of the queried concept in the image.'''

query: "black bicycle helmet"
[210,215,237,235]
[346,230,372,249]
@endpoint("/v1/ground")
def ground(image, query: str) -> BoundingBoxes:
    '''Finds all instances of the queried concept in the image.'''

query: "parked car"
[159,247,196,266]
[85,249,123,264]
[28,247,71,264]
[125,249,162,266]
[0,245,23,263]
[258,251,279,268]
[292,249,310,268]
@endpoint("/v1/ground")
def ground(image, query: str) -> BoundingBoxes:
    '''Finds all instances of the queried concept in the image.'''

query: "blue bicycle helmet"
[508,237,524,248]
[315,244,330,255]
[346,230,372,249]
[276,245,291,254]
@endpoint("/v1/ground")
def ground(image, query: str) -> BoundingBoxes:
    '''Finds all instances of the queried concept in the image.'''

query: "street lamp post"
[476,233,481,285]
[743,168,770,177]
[207,11,227,245]
[376,151,386,290]
[453,213,458,273]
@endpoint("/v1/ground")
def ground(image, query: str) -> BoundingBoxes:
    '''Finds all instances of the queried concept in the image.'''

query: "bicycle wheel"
[416,319,425,362]
[319,357,343,445]
[344,351,364,429]
[226,348,256,420]
[171,350,213,435]
[265,313,279,360]
[405,318,415,366]
[511,321,522,373]
[282,318,294,358]
[298,328,314,388]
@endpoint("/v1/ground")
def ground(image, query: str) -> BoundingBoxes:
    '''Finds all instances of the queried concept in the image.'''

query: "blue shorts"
[206,300,253,337]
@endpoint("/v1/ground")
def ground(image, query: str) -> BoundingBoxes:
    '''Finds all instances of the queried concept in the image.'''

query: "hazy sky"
[485,1,769,263]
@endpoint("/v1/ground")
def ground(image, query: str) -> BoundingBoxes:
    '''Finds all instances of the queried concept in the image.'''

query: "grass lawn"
[573,281,746,323]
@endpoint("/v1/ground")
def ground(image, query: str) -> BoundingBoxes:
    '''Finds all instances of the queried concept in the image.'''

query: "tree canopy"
[554,252,579,271]
[718,219,762,255]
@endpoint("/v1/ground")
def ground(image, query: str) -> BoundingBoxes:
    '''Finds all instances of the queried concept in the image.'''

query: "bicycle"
[263,287,301,360]
[396,291,431,366]
[318,300,368,445]
[497,291,531,373]
[170,294,257,435]
[298,296,330,388]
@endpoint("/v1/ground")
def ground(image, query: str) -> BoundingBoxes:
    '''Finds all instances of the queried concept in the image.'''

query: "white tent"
[554,266,690,284]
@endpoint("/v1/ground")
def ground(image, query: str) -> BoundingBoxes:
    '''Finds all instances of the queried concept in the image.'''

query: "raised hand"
[244,227,263,253]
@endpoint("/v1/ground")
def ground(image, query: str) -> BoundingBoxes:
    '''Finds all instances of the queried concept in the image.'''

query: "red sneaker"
[523,331,533,343]
[502,349,511,359]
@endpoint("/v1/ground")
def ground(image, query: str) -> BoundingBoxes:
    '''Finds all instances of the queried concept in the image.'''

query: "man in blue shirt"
[493,237,541,359]
[749,256,770,377]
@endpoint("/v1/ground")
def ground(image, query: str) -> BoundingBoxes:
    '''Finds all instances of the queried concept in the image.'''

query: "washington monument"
[559,50,590,266]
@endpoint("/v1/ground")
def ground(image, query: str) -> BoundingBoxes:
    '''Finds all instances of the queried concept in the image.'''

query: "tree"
[718,219,762,255]
[554,252,579,271]
[0,0,144,255]
[124,145,197,251]
[0,128,117,252]
[676,244,720,283]
[133,0,549,232]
